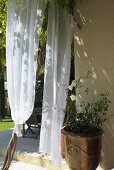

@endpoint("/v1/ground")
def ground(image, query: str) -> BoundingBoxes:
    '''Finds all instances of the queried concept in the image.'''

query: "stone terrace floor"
[0,129,104,170]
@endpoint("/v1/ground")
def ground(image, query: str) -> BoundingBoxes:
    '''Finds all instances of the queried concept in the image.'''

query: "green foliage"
[35,66,44,107]
[0,117,14,131]
[0,0,7,65]
[0,65,5,121]
[65,72,111,135]
[57,0,75,14]
[0,0,7,121]
[39,2,48,50]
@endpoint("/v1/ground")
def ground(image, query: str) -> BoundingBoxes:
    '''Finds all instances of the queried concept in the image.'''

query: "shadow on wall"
[74,0,114,169]
[101,121,114,170]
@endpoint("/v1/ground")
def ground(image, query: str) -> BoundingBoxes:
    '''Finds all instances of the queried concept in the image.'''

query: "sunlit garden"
[0,117,14,131]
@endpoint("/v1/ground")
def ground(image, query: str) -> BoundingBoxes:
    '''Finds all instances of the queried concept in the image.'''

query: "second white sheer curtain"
[39,0,74,165]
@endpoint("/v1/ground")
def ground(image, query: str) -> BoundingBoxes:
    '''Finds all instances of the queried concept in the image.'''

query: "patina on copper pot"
[61,129,102,170]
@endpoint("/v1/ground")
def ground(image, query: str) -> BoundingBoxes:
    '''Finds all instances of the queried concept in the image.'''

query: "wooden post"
[1,133,18,170]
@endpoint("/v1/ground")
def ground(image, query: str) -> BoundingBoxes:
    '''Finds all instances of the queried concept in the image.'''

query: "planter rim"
[61,128,103,138]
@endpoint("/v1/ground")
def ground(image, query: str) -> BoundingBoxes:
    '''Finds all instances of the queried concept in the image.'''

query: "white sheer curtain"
[6,0,46,136]
[39,0,74,165]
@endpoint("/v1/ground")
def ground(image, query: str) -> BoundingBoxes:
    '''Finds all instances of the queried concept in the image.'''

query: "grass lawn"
[0,117,14,131]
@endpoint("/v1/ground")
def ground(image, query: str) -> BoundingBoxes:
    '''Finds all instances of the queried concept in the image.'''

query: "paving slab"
[0,129,40,153]
[0,156,4,169]
[0,156,48,170]
[9,162,48,170]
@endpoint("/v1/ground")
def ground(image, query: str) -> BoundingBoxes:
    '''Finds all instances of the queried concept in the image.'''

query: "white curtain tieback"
[13,124,22,137]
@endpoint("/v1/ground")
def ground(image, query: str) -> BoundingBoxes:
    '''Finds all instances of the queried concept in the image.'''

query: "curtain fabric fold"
[6,0,46,136]
[39,0,74,165]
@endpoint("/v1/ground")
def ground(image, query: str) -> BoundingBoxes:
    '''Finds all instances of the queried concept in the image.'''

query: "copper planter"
[61,129,102,170]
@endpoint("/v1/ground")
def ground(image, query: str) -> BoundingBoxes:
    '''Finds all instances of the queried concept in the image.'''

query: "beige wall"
[74,0,114,169]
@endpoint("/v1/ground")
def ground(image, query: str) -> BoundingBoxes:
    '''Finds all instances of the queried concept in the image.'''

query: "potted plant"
[61,72,111,170]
